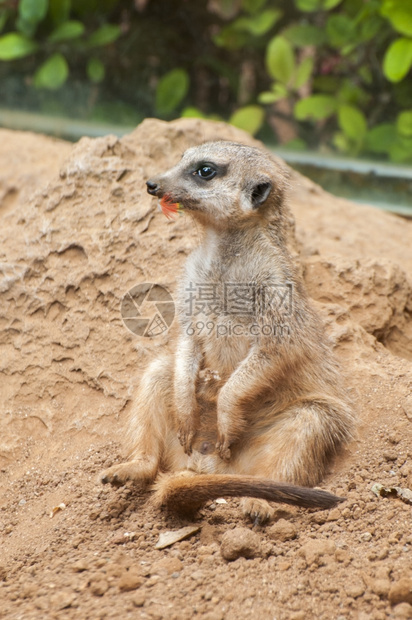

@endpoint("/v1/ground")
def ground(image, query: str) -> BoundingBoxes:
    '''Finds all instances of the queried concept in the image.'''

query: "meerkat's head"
[146,141,290,230]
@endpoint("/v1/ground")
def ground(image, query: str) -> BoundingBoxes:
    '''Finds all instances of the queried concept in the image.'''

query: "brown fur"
[101,141,355,521]
[151,472,343,517]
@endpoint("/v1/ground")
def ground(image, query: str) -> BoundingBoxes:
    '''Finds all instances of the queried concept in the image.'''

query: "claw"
[216,438,231,461]
[253,514,262,527]
[100,469,123,487]
[100,460,156,487]
[240,498,274,523]
[177,428,194,455]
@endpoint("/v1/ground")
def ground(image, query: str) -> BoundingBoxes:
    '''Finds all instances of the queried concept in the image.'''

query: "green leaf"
[383,37,412,82]
[284,24,326,47]
[87,57,105,83]
[258,91,281,104]
[389,135,412,162]
[242,0,267,14]
[156,68,189,115]
[88,24,121,47]
[229,105,265,135]
[258,83,288,103]
[294,56,314,89]
[213,25,248,50]
[326,14,356,48]
[0,32,38,60]
[360,16,383,42]
[34,53,69,90]
[49,0,71,25]
[271,83,289,95]
[397,110,412,136]
[48,20,84,43]
[233,9,282,36]
[294,94,337,121]
[266,36,295,85]
[19,0,48,24]
[295,0,320,11]
[381,0,412,37]
[365,124,397,153]
[341,43,356,57]
[338,105,367,143]
[337,80,369,106]
[295,0,342,9]
[323,0,343,7]
[181,106,206,119]
[333,131,351,153]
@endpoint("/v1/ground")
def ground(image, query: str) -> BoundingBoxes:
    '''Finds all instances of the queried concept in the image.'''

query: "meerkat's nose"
[146,180,160,196]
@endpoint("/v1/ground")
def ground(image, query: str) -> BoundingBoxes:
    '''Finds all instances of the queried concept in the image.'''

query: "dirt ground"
[0,118,412,620]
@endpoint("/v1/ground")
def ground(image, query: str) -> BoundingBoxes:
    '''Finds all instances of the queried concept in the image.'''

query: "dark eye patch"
[189,161,228,182]
[194,164,217,180]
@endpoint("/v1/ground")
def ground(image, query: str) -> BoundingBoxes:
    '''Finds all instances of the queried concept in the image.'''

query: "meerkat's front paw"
[240,498,274,524]
[177,422,196,455]
[100,458,156,486]
[216,435,232,461]
[101,463,133,486]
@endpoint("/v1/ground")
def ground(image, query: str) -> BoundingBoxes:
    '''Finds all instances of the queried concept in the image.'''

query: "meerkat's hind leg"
[265,398,355,488]
[235,398,353,523]
[101,355,174,487]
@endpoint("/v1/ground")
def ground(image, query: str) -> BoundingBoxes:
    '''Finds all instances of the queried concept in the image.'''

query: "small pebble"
[132,592,146,607]
[89,578,109,597]
[220,527,261,561]
[346,583,366,599]
[268,519,297,542]
[118,568,144,592]
[389,579,412,605]
[393,603,412,619]
[299,539,336,566]
[49,591,76,610]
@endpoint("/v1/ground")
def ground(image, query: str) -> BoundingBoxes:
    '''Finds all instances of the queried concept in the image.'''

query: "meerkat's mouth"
[158,194,184,220]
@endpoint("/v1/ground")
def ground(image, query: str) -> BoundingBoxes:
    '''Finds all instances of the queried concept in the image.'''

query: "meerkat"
[101,141,355,522]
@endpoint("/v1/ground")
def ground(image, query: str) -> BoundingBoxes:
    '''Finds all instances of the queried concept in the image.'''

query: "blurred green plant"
[155,68,189,116]
[1,0,412,161]
[208,0,412,162]
[0,0,121,90]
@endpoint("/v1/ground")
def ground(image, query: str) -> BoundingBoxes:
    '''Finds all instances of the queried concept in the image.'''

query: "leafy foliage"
[0,0,122,93]
[155,69,189,116]
[230,105,265,135]
[0,0,412,160]
[34,52,68,89]
[0,32,38,59]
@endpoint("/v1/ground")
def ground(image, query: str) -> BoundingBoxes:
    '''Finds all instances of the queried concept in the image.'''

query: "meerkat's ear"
[251,181,272,208]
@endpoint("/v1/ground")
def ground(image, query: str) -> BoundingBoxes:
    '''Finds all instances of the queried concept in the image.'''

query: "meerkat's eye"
[194,165,217,180]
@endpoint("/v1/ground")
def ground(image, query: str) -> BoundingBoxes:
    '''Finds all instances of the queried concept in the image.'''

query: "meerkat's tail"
[151,472,344,516]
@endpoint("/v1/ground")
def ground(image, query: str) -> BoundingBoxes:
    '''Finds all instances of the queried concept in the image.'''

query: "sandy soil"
[0,118,411,620]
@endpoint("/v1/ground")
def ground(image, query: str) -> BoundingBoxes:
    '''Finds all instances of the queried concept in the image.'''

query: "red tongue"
[159,195,181,220]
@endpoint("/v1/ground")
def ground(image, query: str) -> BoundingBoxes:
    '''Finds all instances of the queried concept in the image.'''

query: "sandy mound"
[0,119,411,620]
